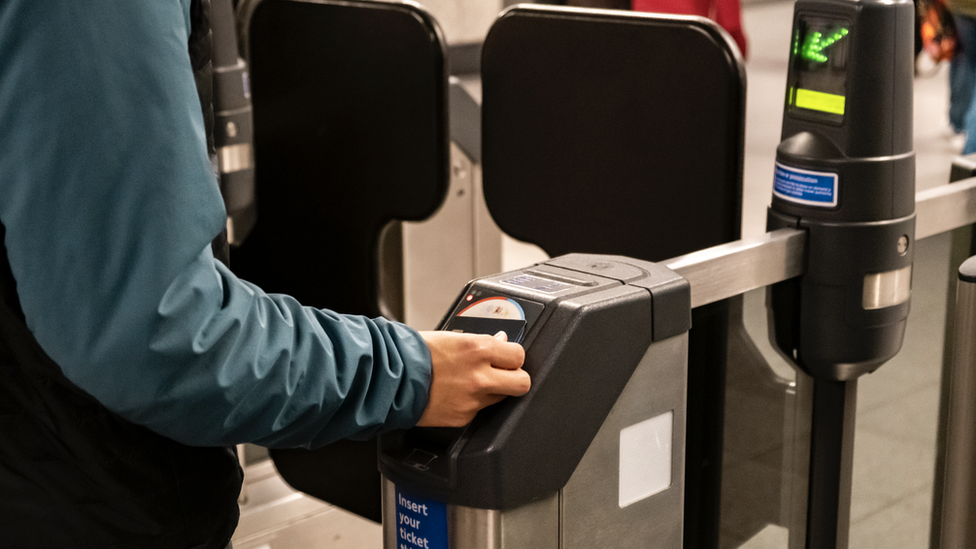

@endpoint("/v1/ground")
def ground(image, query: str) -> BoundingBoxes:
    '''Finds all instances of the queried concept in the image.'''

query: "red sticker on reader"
[458,297,526,320]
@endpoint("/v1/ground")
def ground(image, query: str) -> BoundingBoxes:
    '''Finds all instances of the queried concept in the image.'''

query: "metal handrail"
[657,177,976,309]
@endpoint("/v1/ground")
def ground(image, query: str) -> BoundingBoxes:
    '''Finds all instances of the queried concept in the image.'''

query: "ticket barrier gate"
[372,172,976,549]
[235,0,752,537]
[380,254,691,549]
[373,215,805,549]
[380,0,923,547]
[374,201,976,549]
[229,0,976,544]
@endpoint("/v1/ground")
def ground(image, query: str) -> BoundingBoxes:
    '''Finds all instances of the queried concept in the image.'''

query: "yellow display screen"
[795,88,845,115]
[788,16,851,123]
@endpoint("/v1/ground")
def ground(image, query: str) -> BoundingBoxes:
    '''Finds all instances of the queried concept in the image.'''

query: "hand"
[416,330,530,427]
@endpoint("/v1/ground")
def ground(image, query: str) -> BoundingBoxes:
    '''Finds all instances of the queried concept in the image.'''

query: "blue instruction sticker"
[395,486,448,549]
[773,163,838,207]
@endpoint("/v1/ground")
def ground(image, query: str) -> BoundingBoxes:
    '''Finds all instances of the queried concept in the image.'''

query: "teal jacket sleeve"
[0,0,432,448]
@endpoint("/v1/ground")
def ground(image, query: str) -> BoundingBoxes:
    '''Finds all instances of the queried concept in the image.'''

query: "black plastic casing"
[768,0,916,381]
[378,254,690,510]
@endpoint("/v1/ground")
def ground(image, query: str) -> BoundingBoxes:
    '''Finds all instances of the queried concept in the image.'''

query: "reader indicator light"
[800,27,848,63]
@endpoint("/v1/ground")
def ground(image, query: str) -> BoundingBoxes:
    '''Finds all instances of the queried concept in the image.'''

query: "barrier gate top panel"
[482,6,746,262]
[479,8,745,547]
[233,0,449,317]
[233,0,449,524]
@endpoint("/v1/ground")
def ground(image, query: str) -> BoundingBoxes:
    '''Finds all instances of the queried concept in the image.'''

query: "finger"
[482,367,531,397]
[485,338,526,371]
[493,331,508,341]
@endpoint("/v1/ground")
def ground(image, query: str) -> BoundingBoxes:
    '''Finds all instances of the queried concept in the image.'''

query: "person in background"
[632,0,748,58]
[0,1,530,547]
[946,0,976,152]
[562,0,747,58]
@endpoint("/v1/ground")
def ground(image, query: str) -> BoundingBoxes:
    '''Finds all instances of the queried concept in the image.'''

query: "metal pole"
[804,380,857,549]
[932,256,976,548]
[915,176,976,240]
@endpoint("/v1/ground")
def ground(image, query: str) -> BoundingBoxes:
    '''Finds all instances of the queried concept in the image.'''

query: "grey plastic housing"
[378,254,690,509]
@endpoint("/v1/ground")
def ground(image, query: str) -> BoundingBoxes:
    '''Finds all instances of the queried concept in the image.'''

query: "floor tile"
[849,489,932,549]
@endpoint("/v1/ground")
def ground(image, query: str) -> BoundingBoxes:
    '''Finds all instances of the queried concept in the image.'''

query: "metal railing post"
[931,256,976,548]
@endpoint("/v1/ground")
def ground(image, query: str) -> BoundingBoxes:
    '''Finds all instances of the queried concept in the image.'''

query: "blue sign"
[395,486,448,549]
[773,163,838,207]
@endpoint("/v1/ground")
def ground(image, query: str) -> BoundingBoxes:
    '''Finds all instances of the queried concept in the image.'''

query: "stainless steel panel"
[560,333,688,549]
[218,142,253,173]
[862,265,912,310]
[472,162,503,278]
[497,496,559,549]
[449,506,501,549]
[932,272,976,548]
[402,143,504,330]
[448,496,559,549]
[382,478,398,549]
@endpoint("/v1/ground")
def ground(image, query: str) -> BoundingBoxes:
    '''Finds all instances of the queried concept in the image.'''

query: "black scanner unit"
[764,2,914,546]
[378,254,690,510]
[767,0,915,381]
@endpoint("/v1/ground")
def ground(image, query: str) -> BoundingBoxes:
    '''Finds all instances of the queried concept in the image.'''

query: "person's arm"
[0,0,527,449]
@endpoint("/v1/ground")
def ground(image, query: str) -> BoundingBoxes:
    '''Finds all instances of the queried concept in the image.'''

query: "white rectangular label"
[619,411,673,508]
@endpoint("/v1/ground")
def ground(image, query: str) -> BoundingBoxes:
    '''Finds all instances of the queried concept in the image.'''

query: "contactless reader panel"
[380,254,690,549]
[768,0,915,380]
[441,289,545,345]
